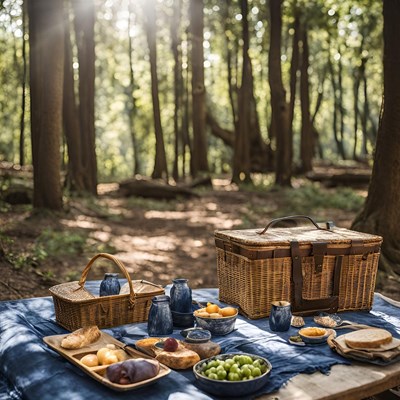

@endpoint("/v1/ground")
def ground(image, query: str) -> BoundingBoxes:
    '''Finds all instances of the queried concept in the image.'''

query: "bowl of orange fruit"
[193,302,238,336]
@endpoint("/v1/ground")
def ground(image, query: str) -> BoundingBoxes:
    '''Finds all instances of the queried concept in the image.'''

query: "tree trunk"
[63,1,85,192]
[171,0,183,181]
[268,0,291,186]
[144,0,169,180]
[222,2,237,127]
[127,2,140,176]
[299,25,313,172]
[328,55,346,160]
[71,0,97,195]
[27,0,64,210]
[288,11,300,165]
[19,0,27,167]
[352,0,400,278]
[232,0,252,184]
[189,0,209,177]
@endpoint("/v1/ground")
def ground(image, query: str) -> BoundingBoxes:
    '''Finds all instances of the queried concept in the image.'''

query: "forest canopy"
[0,0,383,183]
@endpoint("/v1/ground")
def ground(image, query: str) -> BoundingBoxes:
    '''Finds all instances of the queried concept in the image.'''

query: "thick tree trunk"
[232,0,252,184]
[352,0,400,278]
[189,0,209,177]
[19,0,27,167]
[144,0,169,180]
[299,26,313,173]
[71,0,97,195]
[28,0,64,210]
[63,1,85,192]
[268,0,291,186]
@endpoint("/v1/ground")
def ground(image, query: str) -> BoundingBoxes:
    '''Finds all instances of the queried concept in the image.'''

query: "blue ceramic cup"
[269,301,292,332]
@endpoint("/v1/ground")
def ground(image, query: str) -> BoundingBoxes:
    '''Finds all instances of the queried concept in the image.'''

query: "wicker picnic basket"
[49,253,164,331]
[215,215,383,318]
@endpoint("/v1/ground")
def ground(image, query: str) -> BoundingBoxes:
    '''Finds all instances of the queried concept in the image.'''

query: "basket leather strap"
[291,240,341,316]
[215,238,380,260]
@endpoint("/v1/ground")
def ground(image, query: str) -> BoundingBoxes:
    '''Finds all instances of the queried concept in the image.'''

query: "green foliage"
[237,182,364,229]
[279,184,364,215]
[0,0,383,180]
[35,229,87,257]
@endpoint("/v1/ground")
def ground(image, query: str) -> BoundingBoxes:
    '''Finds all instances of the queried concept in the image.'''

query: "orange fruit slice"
[206,303,220,314]
[219,307,237,317]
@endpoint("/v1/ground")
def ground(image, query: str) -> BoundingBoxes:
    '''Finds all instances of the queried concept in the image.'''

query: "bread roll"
[345,328,393,349]
[80,354,99,367]
[61,326,101,349]
[155,345,200,369]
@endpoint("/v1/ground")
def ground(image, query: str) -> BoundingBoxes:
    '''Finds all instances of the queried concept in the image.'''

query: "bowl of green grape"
[192,353,272,397]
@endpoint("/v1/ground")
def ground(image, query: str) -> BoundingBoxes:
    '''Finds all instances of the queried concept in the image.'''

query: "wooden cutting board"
[43,331,170,391]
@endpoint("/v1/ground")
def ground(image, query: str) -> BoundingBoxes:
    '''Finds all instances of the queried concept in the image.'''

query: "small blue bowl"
[193,353,272,397]
[172,310,195,328]
[298,327,330,344]
[194,310,238,336]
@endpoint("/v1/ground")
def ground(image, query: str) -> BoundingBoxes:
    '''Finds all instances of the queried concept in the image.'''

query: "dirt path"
[1,180,398,302]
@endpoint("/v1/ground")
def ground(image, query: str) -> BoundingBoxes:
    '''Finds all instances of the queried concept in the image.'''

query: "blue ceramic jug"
[147,295,174,336]
[170,278,192,313]
[269,301,292,332]
[99,273,121,297]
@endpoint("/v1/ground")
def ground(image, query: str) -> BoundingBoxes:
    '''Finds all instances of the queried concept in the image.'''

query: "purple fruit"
[163,337,179,352]
[106,359,160,385]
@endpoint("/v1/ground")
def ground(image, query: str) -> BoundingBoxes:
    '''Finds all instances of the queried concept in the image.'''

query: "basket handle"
[259,215,331,235]
[78,253,135,307]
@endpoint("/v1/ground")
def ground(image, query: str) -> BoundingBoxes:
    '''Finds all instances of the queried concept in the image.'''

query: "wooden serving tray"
[43,331,171,391]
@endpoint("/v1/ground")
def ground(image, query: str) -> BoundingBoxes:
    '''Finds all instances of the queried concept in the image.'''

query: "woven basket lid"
[215,226,382,247]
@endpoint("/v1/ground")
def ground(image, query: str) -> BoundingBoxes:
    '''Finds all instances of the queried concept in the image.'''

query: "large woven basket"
[215,215,383,318]
[49,253,164,331]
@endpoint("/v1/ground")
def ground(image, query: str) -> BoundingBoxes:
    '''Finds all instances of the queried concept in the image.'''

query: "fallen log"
[306,170,371,187]
[119,178,199,199]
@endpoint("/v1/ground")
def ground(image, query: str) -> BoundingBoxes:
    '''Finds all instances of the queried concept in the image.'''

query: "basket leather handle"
[290,241,341,316]
[259,215,330,235]
[78,253,135,307]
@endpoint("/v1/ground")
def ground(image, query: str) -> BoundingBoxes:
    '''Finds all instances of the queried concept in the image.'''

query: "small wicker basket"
[49,253,164,331]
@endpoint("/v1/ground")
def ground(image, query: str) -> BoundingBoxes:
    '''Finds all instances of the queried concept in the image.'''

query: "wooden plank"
[258,362,400,400]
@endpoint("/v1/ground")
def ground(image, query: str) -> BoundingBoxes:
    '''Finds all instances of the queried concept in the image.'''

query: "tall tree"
[268,0,291,186]
[189,0,209,177]
[63,0,85,192]
[71,0,97,195]
[144,0,169,180]
[27,0,64,210]
[171,0,183,181]
[19,0,27,166]
[232,0,252,184]
[352,0,400,279]
[127,1,140,176]
[299,24,313,172]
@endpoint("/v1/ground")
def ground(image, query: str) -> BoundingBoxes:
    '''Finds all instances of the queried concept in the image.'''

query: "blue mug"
[269,301,292,332]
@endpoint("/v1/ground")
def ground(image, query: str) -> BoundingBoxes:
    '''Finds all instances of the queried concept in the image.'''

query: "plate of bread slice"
[328,328,400,364]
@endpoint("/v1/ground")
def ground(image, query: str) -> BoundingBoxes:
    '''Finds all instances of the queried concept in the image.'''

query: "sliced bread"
[344,328,393,349]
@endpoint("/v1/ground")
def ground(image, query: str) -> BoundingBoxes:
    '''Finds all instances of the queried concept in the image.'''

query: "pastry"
[80,354,99,367]
[61,326,101,349]
[155,344,200,369]
[135,337,200,369]
[344,328,393,349]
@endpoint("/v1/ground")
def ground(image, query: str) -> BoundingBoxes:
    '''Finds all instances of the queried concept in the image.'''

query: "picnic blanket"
[0,283,399,400]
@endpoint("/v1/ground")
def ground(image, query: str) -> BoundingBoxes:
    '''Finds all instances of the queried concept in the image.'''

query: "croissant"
[61,326,101,349]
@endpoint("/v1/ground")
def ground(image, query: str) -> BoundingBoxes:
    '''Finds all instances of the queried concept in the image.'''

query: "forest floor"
[1,174,399,303]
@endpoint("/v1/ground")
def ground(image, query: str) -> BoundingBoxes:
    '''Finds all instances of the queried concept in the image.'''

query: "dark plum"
[163,337,179,352]
[106,359,160,385]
